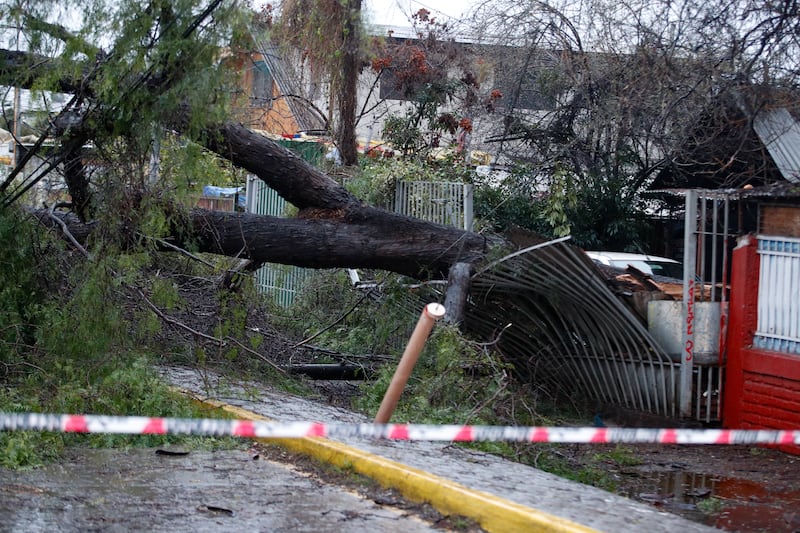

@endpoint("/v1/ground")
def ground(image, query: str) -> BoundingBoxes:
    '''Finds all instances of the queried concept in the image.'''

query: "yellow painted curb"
[181,390,598,533]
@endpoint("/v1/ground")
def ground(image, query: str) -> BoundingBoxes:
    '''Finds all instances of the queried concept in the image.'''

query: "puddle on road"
[631,470,800,532]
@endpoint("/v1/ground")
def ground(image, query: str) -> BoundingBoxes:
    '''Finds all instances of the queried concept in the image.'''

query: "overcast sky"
[363,0,476,27]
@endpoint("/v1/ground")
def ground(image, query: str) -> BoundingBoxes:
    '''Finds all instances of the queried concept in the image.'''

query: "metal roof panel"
[753,108,800,184]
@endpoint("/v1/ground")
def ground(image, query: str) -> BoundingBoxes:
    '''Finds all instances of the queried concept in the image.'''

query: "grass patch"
[593,445,643,467]
[697,496,725,514]
[0,355,244,468]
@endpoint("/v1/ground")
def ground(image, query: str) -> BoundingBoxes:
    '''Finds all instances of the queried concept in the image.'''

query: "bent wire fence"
[466,237,680,417]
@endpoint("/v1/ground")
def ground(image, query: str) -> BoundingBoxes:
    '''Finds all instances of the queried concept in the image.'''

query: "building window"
[754,236,800,355]
[252,60,273,108]
[497,68,559,111]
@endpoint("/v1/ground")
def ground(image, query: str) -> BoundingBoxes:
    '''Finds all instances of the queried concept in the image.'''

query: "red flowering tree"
[370,10,501,160]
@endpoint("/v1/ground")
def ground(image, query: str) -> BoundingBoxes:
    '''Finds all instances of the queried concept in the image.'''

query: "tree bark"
[444,262,472,325]
[195,122,489,278]
[336,0,362,166]
[190,209,486,279]
[200,122,356,211]
[35,208,487,280]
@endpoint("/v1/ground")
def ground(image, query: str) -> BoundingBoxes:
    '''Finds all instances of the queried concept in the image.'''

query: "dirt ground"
[553,441,800,531]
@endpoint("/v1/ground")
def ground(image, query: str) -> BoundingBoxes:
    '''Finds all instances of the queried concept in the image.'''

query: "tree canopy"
[463,0,800,248]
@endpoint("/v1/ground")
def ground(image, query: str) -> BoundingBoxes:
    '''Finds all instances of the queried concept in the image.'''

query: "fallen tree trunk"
[35,207,488,280]
[200,122,356,212]
[196,124,490,278]
[190,209,487,279]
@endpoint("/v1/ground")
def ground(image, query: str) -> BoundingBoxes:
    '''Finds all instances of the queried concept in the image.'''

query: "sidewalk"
[161,366,720,533]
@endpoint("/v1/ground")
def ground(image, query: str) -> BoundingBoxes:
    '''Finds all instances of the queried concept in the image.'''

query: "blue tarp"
[202,185,246,208]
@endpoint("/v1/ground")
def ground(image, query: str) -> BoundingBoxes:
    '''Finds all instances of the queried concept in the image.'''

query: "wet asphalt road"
[0,447,440,533]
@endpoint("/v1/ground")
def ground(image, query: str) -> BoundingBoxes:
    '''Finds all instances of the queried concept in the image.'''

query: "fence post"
[680,190,698,418]
[375,303,446,423]
[722,235,760,427]
[463,184,474,231]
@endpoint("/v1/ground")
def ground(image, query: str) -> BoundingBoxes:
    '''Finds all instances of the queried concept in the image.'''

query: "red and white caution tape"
[2,412,800,445]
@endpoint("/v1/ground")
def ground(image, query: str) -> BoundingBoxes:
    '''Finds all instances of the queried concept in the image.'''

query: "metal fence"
[467,238,680,417]
[246,175,311,307]
[755,236,800,355]
[394,181,474,230]
[247,177,475,306]
[674,190,734,422]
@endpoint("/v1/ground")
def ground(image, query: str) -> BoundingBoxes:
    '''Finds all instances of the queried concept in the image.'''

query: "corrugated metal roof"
[651,182,800,199]
[753,107,800,184]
